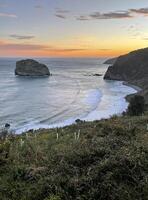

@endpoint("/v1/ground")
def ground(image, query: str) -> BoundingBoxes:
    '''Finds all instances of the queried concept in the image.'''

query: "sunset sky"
[1,0,148,57]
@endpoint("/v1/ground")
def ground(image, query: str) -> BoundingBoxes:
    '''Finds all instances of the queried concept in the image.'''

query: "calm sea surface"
[0,57,136,133]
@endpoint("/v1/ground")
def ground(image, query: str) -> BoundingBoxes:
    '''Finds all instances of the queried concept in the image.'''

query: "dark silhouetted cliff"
[104,48,148,105]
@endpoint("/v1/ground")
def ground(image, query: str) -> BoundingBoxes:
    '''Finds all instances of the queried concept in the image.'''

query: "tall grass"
[0,114,148,200]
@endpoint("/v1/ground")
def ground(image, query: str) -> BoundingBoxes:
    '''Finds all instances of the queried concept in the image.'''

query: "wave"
[15,82,137,134]
[82,81,137,121]
[15,89,102,134]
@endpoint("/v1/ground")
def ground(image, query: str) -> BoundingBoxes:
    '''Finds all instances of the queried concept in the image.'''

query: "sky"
[0,0,148,57]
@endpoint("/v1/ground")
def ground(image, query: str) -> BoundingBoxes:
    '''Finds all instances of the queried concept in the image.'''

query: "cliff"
[104,48,148,105]
[103,57,117,64]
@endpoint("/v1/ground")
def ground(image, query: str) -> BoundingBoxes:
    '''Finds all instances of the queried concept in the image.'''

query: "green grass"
[0,114,148,200]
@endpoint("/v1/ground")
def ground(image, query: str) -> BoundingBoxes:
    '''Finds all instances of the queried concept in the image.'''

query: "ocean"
[0,57,137,134]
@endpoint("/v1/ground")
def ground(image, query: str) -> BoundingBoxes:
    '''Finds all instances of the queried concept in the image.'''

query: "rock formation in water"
[103,57,117,64]
[15,59,50,76]
[93,73,102,77]
[104,47,148,105]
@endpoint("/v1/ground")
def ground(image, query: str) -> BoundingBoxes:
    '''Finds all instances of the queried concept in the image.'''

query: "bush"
[44,195,61,200]
[127,95,145,116]
[1,114,148,200]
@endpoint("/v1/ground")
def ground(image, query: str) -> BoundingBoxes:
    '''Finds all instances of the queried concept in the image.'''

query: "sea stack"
[15,59,50,76]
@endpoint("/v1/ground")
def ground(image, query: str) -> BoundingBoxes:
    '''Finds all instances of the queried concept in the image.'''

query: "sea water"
[0,57,137,134]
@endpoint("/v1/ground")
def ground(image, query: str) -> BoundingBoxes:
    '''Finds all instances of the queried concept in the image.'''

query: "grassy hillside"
[0,114,148,200]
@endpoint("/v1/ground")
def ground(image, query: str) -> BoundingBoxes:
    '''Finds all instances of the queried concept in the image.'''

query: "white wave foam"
[15,118,76,134]
[15,82,137,134]
[83,89,102,108]
[15,89,102,134]
[82,81,137,121]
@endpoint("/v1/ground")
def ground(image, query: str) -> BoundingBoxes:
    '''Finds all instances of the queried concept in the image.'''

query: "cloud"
[0,12,17,18]
[55,9,70,14]
[0,41,86,52]
[9,34,35,40]
[76,16,90,21]
[55,14,67,19]
[76,11,132,21]
[142,37,148,40]
[125,24,143,39]
[35,5,43,10]
[76,7,148,21]
[130,8,148,15]
[55,8,70,19]
[0,42,48,50]
[51,48,86,52]
[54,6,148,21]
[55,9,132,21]
[90,11,132,19]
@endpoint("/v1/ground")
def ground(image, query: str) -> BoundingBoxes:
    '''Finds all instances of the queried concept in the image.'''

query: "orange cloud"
[0,39,144,57]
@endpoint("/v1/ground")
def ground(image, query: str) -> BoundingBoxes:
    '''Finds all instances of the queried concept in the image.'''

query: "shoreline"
[123,81,143,103]
[123,81,142,93]
[2,104,148,200]
[15,81,138,135]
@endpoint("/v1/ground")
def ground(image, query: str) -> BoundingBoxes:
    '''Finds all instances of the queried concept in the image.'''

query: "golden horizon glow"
[0,38,147,58]
[0,47,147,58]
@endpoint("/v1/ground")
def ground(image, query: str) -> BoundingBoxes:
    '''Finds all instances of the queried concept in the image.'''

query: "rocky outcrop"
[15,59,50,76]
[103,57,117,65]
[0,123,11,139]
[93,73,102,77]
[104,48,148,105]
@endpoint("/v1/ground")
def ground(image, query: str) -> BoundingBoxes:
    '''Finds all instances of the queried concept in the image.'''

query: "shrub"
[127,95,145,116]
[44,195,61,200]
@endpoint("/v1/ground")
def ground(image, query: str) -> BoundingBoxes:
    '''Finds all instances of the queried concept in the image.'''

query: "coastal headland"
[104,47,148,108]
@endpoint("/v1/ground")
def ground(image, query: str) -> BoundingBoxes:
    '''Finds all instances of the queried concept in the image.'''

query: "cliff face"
[104,48,148,104]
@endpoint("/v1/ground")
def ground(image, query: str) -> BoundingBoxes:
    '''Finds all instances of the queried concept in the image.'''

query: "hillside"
[104,48,148,105]
[0,114,148,200]
[103,57,117,64]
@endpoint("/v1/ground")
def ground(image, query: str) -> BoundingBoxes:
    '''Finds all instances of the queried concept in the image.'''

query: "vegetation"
[0,113,148,200]
[127,95,145,116]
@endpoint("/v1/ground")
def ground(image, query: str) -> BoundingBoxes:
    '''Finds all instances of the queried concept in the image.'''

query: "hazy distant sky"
[1,0,148,57]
